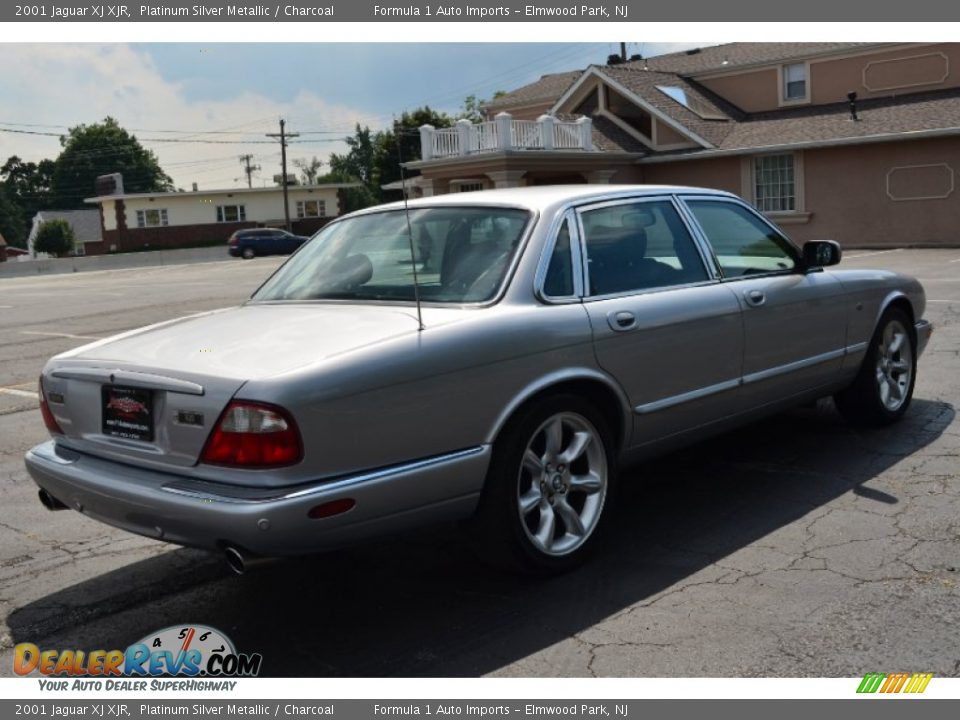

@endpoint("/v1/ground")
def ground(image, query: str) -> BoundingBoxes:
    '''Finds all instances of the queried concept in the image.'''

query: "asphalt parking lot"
[0,249,958,678]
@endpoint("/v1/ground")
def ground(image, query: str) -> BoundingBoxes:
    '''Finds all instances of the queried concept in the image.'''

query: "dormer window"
[782,63,807,102]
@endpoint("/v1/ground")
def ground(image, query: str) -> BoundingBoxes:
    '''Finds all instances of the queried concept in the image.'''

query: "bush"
[33,219,76,257]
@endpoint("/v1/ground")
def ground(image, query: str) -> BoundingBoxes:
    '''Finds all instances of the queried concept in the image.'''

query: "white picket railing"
[421,112,592,160]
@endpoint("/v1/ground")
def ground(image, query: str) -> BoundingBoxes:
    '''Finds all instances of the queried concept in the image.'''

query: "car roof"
[346,184,737,218]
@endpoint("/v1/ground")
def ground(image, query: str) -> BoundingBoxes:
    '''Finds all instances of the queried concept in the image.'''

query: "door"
[577,197,744,446]
[681,197,847,406]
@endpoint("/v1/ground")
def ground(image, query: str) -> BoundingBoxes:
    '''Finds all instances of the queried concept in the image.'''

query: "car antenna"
[396,124,425,331]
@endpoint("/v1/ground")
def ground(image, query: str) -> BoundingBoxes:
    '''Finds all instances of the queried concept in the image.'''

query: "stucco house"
[83,183,358,255]
[409,42,960,248]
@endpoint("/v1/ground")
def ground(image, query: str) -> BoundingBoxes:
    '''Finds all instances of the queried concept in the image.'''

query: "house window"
[135,208,168,228]
[754,154,796,212]
[455,182,484,193]
[296,200,326,218]
[216,205,246,223]
[783,63,807,101]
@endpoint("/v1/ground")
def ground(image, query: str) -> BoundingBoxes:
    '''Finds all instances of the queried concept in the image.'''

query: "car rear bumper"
[24,441,488,556]
[916,319,933,357]
[227,247,241,257]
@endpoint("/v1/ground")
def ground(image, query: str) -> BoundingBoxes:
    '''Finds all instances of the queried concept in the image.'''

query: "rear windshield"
[252,206,531,304]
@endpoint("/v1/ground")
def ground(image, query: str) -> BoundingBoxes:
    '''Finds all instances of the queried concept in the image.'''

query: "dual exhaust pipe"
[38,489,266,577]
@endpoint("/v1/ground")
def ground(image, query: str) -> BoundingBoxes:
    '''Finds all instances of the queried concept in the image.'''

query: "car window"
[543,219,574,298]
[253,207,531,304]
[685,200,797,277]
[580,200,709,297]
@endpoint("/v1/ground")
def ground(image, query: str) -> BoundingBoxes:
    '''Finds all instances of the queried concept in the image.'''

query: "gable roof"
[716,86,960,153]
[636,42,885,76]
[596,65,738,147]
[32,209,103,245]
[484,70,583,112]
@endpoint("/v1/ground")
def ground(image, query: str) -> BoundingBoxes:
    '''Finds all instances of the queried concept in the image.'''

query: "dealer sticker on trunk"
[102,385,154,442]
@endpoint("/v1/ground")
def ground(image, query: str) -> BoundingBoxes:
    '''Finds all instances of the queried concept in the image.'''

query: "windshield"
[252,206,531,304]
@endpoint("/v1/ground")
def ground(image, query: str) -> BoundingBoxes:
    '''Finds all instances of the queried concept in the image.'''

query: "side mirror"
[802,240,842,270]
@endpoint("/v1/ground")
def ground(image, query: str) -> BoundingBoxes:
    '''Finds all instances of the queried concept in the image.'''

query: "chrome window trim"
[572,195,716,300]
[250,206,539,309]
[534,209,585,304]
[677,195,804,283]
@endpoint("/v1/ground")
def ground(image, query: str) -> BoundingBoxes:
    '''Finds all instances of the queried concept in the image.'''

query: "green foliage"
[293,156,324,185]
[328,124,377,187]
[325,108,455,209]
[1,156,55,246]
[375,107,454,197]
[51,117,173,208]
[0,183,26,247]
[33,219,75,257]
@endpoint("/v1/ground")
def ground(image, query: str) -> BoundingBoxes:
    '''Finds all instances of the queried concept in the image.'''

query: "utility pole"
[238,154,260,189]
[266,119,299,231]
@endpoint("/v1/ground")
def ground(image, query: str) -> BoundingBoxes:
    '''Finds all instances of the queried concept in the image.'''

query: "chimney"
[192,183,199,192]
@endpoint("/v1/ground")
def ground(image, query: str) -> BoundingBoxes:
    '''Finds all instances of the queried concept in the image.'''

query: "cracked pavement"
[0,249,958,677]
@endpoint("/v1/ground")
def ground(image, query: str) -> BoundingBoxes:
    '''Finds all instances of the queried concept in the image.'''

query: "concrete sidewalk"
[0,245,229,278]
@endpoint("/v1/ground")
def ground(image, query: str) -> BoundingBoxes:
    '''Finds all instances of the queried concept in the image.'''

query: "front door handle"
[608,310,637,332]
[744,289,766,307]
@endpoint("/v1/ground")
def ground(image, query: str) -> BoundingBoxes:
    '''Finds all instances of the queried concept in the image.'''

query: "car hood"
[57,303,433,380]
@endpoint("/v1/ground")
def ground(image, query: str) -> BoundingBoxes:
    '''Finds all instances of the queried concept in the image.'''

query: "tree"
[328,124,377,187]
[0,184,26,248]
[51,117,172,208]
[375,107,454,197]
[33,219,75,257]
[1,156,55,245]
[293,156,323,185]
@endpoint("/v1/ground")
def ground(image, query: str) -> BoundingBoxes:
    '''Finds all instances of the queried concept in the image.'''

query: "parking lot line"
[20,331,102,340]
[844,248,904,259]
[0,387,38,399]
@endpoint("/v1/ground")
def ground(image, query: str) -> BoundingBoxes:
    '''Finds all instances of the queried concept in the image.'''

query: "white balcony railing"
[420,112,593,161]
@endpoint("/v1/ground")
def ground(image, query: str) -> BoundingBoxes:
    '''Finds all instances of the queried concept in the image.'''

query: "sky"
[0,42,709,191]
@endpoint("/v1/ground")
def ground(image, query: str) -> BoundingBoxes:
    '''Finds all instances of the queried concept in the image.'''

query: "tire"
[835,307,916,426]
[470,394,616,575]
[241,247,255,260]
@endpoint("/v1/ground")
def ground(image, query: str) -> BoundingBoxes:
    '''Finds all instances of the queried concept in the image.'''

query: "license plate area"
[102,385,154,441]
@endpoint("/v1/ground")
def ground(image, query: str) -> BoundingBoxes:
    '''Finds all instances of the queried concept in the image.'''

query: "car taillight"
[38,377,63,435]
[228,235,238,246]
[201,401,302,468]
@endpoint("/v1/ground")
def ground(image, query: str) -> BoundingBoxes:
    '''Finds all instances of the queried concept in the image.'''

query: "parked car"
[26,186,932,575]
[227,228,309,259]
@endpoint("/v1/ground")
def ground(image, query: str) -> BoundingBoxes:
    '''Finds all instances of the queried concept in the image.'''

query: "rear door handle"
[744,289,766,307]
[608,310,637,332]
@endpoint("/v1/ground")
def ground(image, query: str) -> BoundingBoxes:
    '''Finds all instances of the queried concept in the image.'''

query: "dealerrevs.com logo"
[14,625,262,681]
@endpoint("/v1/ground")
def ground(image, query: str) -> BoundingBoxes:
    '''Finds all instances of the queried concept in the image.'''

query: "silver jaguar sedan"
[25,185,932,574]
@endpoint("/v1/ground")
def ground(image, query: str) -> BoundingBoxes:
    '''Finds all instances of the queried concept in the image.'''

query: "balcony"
[419,112,593,161]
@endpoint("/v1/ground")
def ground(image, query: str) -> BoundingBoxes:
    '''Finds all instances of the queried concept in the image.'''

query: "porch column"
[576,116,594,151]
[456,119,473,156]
[495,112,514,151]
[418,177,437,197]
[583,169,618,184]
[419,124,435,161]
[538,114,555,151]
[486,170,526,188]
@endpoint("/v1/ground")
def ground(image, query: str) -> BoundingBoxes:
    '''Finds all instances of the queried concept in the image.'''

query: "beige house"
[84,183,358,255]
[408,42,960,248]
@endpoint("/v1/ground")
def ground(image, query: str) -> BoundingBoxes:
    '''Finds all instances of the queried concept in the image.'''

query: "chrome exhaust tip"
[224,546,270,576]
[38,489,68,511]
